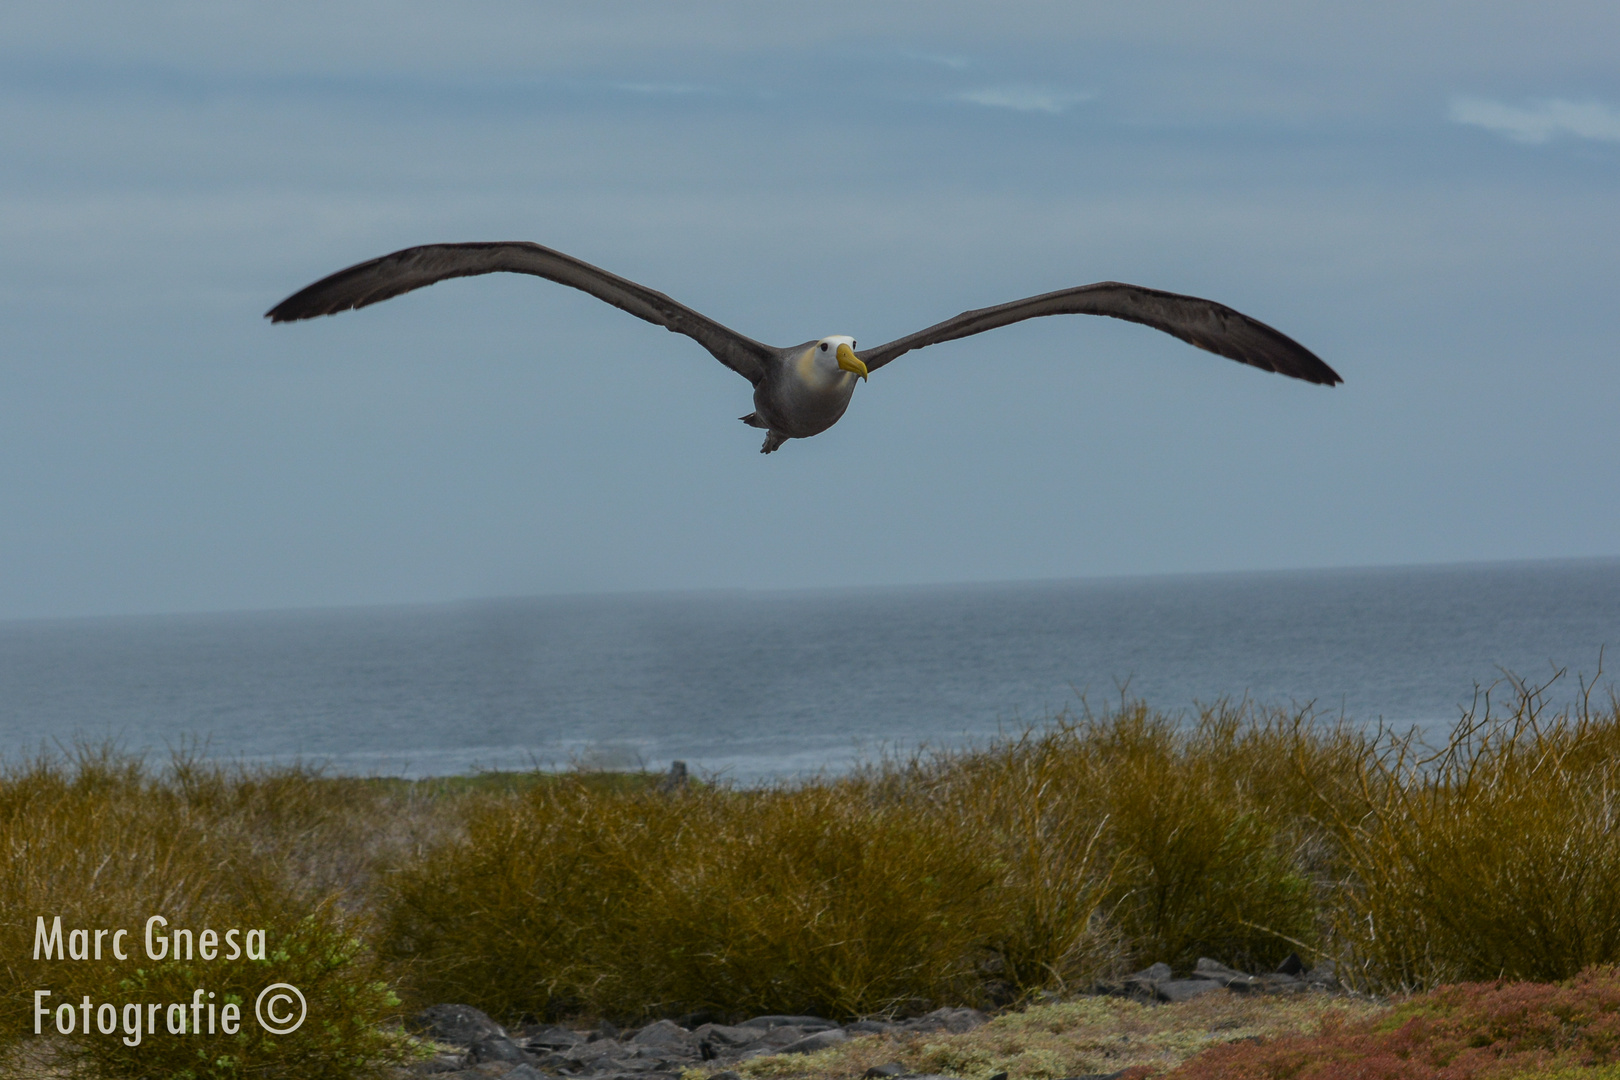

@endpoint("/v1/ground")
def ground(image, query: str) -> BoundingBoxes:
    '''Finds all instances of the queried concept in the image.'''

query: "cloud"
[954,84,1093,115]
[1450,95,1620,144]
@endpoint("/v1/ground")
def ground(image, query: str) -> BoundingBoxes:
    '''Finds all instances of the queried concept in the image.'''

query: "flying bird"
[267,241,1340,454]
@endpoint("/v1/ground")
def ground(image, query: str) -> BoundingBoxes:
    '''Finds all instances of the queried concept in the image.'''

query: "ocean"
[1,558,1615,781]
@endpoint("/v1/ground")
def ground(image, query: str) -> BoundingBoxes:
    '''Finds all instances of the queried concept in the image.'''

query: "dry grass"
[0,749,416,1079]
[901,701,1364,977]
[1322,676,1620,989]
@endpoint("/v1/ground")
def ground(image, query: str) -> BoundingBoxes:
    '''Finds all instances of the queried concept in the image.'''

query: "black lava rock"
[897,1007,989,1034]
[778,1029,848,1054]
[1192,958,1260,991]
[467,1034,529,1064]
[407,1004,506,1047]
[693,1022,766,1060]
[525,1023,584,1051]
[1157,978,1223,1003]
[676,1009,722,1029]
[739,1014,838,1031]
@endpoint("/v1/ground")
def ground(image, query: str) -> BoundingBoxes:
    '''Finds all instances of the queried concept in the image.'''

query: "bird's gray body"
[266,240,1340,453]
[743,340,861,446]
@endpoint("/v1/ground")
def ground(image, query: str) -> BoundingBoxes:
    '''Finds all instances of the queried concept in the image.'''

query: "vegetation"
[718,990,1386,1080]
[4,673,1620,1078]
[378,699,1364,1021]
[381,777,1006,1021]
[0,748,415,1079]
[1170,966,1620,1080]
[713,968,1620,1080]
[1325,680,1620,989]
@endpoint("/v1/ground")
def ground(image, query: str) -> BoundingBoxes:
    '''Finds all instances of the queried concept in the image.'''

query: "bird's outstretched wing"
[857,281,1341,385]
[266,241,774,385]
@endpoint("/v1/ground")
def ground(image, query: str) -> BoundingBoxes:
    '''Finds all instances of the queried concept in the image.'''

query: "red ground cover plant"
[1171,968,1620,1080]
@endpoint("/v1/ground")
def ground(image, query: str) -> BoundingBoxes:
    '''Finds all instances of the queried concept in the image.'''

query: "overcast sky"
[2,2,1617,619]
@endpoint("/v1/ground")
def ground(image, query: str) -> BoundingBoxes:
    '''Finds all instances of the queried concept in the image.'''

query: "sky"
[1,2,1617,620]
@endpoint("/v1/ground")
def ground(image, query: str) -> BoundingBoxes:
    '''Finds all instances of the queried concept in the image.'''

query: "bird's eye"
[820,343,828,351]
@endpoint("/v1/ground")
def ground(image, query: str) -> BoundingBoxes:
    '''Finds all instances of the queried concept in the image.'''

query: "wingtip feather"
[264,293,318,323]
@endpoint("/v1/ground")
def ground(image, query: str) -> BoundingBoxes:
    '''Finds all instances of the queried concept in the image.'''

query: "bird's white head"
[814,335,868,381]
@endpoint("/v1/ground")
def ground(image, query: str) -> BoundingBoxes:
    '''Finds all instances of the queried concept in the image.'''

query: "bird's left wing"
[266,241,774,386]
[857,281,1341,385]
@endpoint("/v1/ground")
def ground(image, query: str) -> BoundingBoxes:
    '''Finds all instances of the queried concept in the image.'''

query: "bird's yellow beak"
[836,342,869,381]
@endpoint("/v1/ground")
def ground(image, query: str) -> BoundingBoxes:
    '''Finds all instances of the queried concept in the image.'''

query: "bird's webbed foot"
[760,431,789,454]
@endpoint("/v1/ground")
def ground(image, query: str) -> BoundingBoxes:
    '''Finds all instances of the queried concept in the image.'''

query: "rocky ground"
[396,955,1362,1080]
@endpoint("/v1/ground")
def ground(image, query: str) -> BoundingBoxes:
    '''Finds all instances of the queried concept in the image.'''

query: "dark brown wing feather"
[857,281,1340,385]
[266,241,772,385]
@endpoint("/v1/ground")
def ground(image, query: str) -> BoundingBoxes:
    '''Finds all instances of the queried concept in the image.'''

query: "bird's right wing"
[266,241,774,386]
[858,281,1341,385]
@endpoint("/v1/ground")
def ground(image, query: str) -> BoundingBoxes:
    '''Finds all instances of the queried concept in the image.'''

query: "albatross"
[267,241,1340,453]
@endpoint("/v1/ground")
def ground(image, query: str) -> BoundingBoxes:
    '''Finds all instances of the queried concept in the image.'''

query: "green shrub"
[66,913,409,1080]
[381,702,1348,1021]
[380,779,1001,1020]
